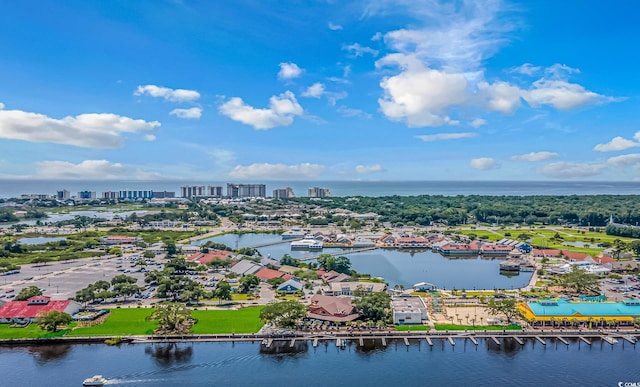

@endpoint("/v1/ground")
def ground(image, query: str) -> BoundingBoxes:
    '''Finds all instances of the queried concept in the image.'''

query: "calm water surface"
[1,340,638,387]
[195,234,532,289]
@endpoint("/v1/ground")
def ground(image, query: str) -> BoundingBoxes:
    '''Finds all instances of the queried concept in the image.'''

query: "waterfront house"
[392,296,428,325]
[0,296,81,324]
[307,295,359,322]
[277,279,303,294]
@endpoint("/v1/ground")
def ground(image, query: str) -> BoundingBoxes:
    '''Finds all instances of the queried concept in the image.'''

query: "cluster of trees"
[260,300,307,328]
[554,266,600,294]
[607,224,640,240]
[35,311,72,332]
[15,286,43,300]
[316,254,351,275]
[353,290,391,323]
[148,302,194,334]
[292,195,640,227]
[485,298,523,324]
[75,275,144,304]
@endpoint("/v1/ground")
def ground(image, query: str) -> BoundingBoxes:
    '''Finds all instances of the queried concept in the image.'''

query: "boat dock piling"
[447,337,455,346]
[579,337,591,345]
[313,338,318,348]
[425,337,433,346]
[535,336,546,345]
[557,337,569,346]
[469,337,478,346]
[514,337,524,345]
[490,337,500,345]
[404,337,410,346]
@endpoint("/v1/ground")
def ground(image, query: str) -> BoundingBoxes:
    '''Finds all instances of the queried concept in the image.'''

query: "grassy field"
[190,307,264,334]
[0,324,71,339]
[67,308,157,336]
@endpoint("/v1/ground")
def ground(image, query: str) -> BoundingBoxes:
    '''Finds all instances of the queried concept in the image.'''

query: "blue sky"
[1,0,640,182]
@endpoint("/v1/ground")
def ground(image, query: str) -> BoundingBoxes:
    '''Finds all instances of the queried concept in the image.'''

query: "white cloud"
[228,163,325,179]
[170,107,202,119]
[337,106,372,119]
[328,22,343,31]
[377,55,469,127]
[219,91,303,129]
[0,108,160,148]
[33,159,163,180]
[478,81,523,114]
[278,62,303,80]
[470,157,498,171]
[0,102,4,110]
[538,162,605,179]
[470,118,487,128]
[343,43,379,57]
[134,85,200,102]
[593,136,640,152]
[545,63,580,78]
[144,134,156,141]
[355,164,385,173]
[371,32,382,41]
[416,132,477,142]
[302,83,325,98]
[607,154,640,168]
[511,151,559,162]
[523,78,613,110]
[510,63,541,76]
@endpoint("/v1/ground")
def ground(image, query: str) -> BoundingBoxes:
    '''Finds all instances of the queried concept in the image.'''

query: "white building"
[392,296,428,325]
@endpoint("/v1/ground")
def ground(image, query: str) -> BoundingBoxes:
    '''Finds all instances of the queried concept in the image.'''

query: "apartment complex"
[273,187,296,199]
[308,187,332,198]
[180,185,223,198]
[227,183,266,198]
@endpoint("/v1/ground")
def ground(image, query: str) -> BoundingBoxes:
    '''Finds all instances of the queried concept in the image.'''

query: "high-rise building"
[118,190,153,200]
[308,187,332,198]
[180,186,206,198]
[207,186,223,197]
[56,190,70,200]
[227,183,266,198]
[77,191,96,199]
[273,187,295,199]
[153,191,176,199]
[102,191,118,200]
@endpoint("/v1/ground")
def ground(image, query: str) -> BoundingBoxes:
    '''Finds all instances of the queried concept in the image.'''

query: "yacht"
[83,375,107,386]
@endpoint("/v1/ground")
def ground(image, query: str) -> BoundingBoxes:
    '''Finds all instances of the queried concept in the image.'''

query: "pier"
[300,247,378,261]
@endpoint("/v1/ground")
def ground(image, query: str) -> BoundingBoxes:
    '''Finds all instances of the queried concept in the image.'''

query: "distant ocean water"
[0,179,639,198]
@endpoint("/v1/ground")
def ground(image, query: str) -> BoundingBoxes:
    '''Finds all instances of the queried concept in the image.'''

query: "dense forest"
[292,195,640,227]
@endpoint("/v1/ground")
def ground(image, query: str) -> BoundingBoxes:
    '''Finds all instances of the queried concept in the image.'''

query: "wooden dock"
[425,337,433,346]
[359,338,364,347]
[490,336,500,345]
[557,337,569,345]
[382,337,387,346]
[469,337,478,346]
[447,337,455,346]
[313,338,318,348]
[513,337,524,345]
[535,336,546,345]
[579,337,591,345]
[404,337,410,346]
[601,336,618,345]
[290,338,296,347]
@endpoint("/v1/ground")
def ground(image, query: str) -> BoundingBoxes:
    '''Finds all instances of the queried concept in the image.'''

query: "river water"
[195,233,532,290]
[1,340,638,386]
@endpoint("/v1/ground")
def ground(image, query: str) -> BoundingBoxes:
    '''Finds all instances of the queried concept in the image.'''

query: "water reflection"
[27,344,73,364]
[144,343,193,366]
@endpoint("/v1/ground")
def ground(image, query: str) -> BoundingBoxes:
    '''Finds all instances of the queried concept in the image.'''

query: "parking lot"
[600,276,640,301]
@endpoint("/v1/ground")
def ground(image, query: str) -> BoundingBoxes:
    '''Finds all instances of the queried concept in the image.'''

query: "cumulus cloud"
[302,83,325,98]
[328,22,343,30]
[170,107,202,119]
[343,43,379,57]
[470,157,498,171]
[510,63,541,76]
[538,162,605,179]
[523,78,613,110]
[0,102,4,110]
[278,63,303,80]
[593,136,640,152]
[0,108,160,148]
[377,55,468,127]
[416,132,477,142]
[478,81,523,114]
[607,154,640,168]
[144,134,156,141]
[371,32,383,41]
[511,151,559,162]
[228,163,325,179]
[355,164,385,173]
[134,85,200,102]
[219,91,303,129]
[470,118,487,128]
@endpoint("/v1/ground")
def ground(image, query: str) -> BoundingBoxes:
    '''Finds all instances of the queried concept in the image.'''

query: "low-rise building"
[0,296,81,324]
[100,235,142,245]
[392,296,428,325]
[229,260,262,276]
[307,295,359,322]
[277,279,303,294]
[325,281,387,297]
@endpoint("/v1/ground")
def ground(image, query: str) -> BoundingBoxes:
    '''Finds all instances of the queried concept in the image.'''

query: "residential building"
[273,187,296,199]
[180,185,206,198]
[227,183,266,198]
[102,191,118,200]
[391,296,428,325]
[153,191,176,199]
[56,189,70,200]
[20,194,51,200]
[207,186,223,197]
[308,187,332,198]
[77,191,96,199]
[118,190,153,200]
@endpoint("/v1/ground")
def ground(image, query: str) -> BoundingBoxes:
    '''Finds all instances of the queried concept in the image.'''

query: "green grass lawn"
[190,307,264,334]
[67,308,157,336]
[0,324,71,339]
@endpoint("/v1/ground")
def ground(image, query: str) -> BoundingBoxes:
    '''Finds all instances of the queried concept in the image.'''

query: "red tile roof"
[595,256,616,264]
[187,250,231,265]
[0,299,72,319]
[532,249,562,256]
[561,250,590,261]
[255,268,287,281]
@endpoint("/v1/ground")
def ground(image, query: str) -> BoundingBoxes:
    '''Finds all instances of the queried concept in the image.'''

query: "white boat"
[290,238,323,249]
[83,375,107,386]
[281,228,306,239]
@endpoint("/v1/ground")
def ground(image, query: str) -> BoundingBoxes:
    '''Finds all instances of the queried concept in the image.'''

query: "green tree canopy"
[35,311,72,332]
[214,281,232,304]
[148,302,193,334]
[353,291,391,322]
[557,266,600,294]
[260,300,307,328]
[238,274,260,293]
[486,298,523,324]
[316,254,351,274]
[15,286,43,301]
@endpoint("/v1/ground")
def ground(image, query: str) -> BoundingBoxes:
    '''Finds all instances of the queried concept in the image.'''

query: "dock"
[579,337,591,345]
[513,337,524,345]
[425,337,433,346]
[404,337,410,346]
[469,337,478,346]
[313,338,318,348]
[557,337,569,345]
[382,337,387,346]
[490,336,500,345]
[622,335,637,345]
[535,336,546,345]
[290,338,296,347]
[447,337,455,346]
[359,338,364,347]
[601,336,618,345]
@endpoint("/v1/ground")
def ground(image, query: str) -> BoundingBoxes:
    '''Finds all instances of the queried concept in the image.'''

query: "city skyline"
[1,1,640,181]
